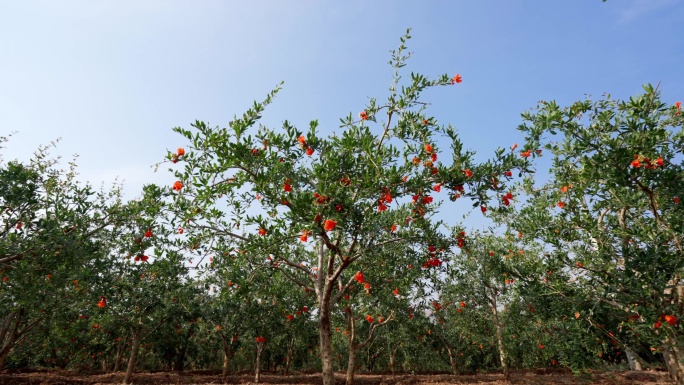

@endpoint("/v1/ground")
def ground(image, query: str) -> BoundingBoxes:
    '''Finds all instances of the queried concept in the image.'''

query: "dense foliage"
[1,32,682,385]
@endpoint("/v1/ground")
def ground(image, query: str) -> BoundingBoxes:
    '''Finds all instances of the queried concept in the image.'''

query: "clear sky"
[1,0,682,205]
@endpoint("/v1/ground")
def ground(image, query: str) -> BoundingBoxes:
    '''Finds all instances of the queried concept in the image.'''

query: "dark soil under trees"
[0,369,673,385]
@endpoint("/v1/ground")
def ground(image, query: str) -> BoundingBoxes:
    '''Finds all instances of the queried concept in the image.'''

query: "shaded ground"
[0,369,673,385]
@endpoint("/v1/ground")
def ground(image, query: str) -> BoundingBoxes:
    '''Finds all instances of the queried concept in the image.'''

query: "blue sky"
[1,0,682,207]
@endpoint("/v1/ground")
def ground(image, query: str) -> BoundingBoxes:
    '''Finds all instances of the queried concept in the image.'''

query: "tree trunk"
[319,301,335,385]
[0,308,42,370]
[389,348,396,375]
[113,336,126,372]
[624,347,643,371]
[489,291,508,380]
[255,341,264,383]
[284,336,294,375]
[445,345,458,374]
[123,328,142,384]
[663,336,684,385]
[222,346,231,378]
[345,311,356,385]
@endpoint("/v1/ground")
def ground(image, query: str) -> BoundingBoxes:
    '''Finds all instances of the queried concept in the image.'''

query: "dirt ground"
[0,369,673,385]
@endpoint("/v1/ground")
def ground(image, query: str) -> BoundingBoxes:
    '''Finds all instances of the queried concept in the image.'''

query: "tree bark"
[389,348,397,375]
[319,301,335,385]
[222,346,231,378]
[123,328,142,384]
[345,313,356,385]
[663,336,684,385]
[284,336,294,375]
[445,345,458,374]
[0,308,42,370]
[113,336,126,372]
[488,291,508,380]
[255,340,264,383]
[624,347,643,371]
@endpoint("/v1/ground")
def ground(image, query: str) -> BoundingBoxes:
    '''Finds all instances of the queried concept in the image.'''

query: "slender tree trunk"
[489,291,508,380]
[285,336,294,375]
[113,337,126,372]
[389,348,396,375]
[345,310,356,385]
[255,341,265,383]
[445,345,458,374]
[123,328,142,384]
[222,346,231,378]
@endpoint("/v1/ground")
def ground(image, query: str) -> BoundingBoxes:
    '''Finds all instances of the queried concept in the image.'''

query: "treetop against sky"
[0,1,681,200]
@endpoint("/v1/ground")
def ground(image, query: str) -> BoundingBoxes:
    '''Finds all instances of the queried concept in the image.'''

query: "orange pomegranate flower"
[258,228,267,236]
[283,183,292,192]
[390,223,397,233]
[144,229,153,238]
[676,101,681,115]
[378,202,388,212]
[97,296,107,308]
[177,148,185,157]
[451,74,462,84]
[432,184,442,192]
[300,230,308,242]
[178,228,184,234]
[424,143,433,153]
[412,156,421,165]
[297,136,307,145]
[675,197,680,204]
[520,150,531,158]
[393,288,399,296]
[630,158,641,168]
[460,301,466,308]
[354,271,365,284]
[504,170,512,177]
[173,181,183,191]
[366,315,375,323]
[323,219,337,231]
[557,201,565,209]
[511,143,518,151]
[359,111,368,120]
[463,169,473,178]
[665,315,677,326]
[364,283,371,290]
[305,147,314,156]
